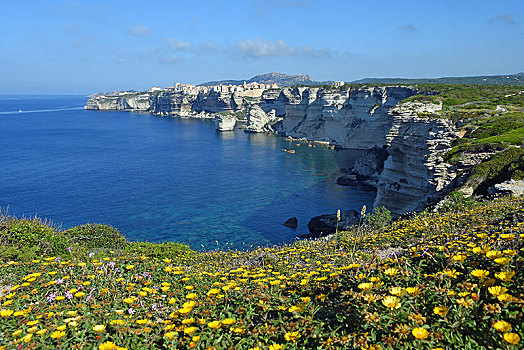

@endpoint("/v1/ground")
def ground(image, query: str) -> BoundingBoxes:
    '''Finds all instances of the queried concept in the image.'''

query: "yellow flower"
[493,320,511,332]
[406,287,421,296]
[23,334,33,343]
[12,329,23,337]
[382,296,401,309]
[123,297,135,304]
[125,265,134,270]
[488,286,507,296]
[269,345,284,350]
[56,325,66,331]
[486,250,503,259]
[284,331,301,342]
[135,319,149,325]
[50,331,66,339]
[452,254,467,262]
[186,293,197,300]
[74,292,86,298]
[433,306,449,316]
[384,268,399,276]
[36,329,47,335]
[497,294,512,303]
[412,327,429,340]
[192,335,201,342]
[93,324,106,333]
[181,318,195,325]
[206,288,220,297]
[222,318,235,325]
[99,341,119,350]
[494,257,511,266]
[470,269,489,279]
[207,320,221,329]
[27,326,38,333]
[503,333,521,345]
[495,271,515,282]
[164,331,176,340]
[184,326,197,335]
[390,287,406,297]
[358,283,373,291]
[0,309,14,317]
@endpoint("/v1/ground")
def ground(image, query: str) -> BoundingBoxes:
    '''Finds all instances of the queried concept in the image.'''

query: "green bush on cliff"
[468,148,524,194]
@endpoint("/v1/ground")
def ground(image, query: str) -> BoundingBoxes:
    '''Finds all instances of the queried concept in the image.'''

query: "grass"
[0,196,523,349]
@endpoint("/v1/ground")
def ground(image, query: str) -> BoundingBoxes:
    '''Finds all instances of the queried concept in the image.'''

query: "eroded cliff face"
[245,86,456,215]
[85,86,457,215]
[86,90,245,118]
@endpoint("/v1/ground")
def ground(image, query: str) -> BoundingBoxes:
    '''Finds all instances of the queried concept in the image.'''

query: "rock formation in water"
[215,114,236,131]
[85,86,457,216]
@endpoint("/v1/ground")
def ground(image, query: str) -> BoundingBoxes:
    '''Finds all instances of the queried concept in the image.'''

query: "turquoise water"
[0,95,376,250]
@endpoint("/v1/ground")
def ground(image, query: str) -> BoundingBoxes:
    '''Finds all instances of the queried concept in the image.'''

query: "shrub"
[0,216,68,261]
[437,190,476,213]
[365,206,392,229]
[63,224,127,251]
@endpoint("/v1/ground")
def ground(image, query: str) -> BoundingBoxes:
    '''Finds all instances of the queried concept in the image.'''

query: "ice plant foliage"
[0,196,523,349]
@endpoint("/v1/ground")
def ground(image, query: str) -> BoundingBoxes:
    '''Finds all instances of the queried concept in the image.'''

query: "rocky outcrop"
[283,217,298,228]
[373,102,456,215]
[304,210,360,238]
[215,114,236,131]
[245,104,281,133]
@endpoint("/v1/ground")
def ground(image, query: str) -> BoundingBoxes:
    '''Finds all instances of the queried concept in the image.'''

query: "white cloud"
[160,56,184,64]
[129,25,150,36]
[299,46,332,58]
[166,38,194,51]
[237,38,296,58]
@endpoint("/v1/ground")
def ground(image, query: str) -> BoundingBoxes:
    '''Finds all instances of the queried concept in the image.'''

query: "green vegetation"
[365,206,392,230]
[0,197,523,349]
[353,72,524,86]
[0,212,191,263]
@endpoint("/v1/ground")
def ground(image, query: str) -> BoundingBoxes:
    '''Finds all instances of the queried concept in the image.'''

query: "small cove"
[0,95,376,250]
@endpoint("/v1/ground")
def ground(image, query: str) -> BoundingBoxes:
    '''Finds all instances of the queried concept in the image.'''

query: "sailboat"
[18,108,22,113]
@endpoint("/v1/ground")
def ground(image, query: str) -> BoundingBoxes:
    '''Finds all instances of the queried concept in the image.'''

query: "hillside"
[0,196,523,349]
[353,72,524,86]
[199,72,318,87]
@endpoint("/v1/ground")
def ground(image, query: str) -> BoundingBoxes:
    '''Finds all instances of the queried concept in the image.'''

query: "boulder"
[336,175,357,186]
[305,209,360,238]
[283,217,298,228]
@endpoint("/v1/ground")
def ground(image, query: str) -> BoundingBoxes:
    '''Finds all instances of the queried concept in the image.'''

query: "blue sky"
[1,0,522,94]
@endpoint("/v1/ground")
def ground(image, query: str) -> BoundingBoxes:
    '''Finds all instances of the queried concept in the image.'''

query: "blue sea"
[0,95,376,250]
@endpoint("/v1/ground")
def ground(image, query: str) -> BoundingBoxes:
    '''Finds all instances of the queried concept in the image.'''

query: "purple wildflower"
[128,308,135,315]
[46,293,56,303]
[55,278,64,285]
[89,252,95,258]
[65,291,73,300]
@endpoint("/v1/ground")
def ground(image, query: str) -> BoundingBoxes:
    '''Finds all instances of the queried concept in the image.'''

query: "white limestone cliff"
[85,86,457,216]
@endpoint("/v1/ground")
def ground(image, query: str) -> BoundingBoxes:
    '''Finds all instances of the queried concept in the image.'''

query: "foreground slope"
[0,196,523,349]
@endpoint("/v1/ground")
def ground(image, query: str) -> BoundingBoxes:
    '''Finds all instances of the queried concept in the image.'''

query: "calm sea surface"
[0,95,376,249]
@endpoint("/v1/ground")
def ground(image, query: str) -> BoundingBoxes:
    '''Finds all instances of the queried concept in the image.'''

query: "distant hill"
[353,73,524,86]
[199,72,319,87]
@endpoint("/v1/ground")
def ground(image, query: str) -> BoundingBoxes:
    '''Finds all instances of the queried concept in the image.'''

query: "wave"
[0,106,85,115]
